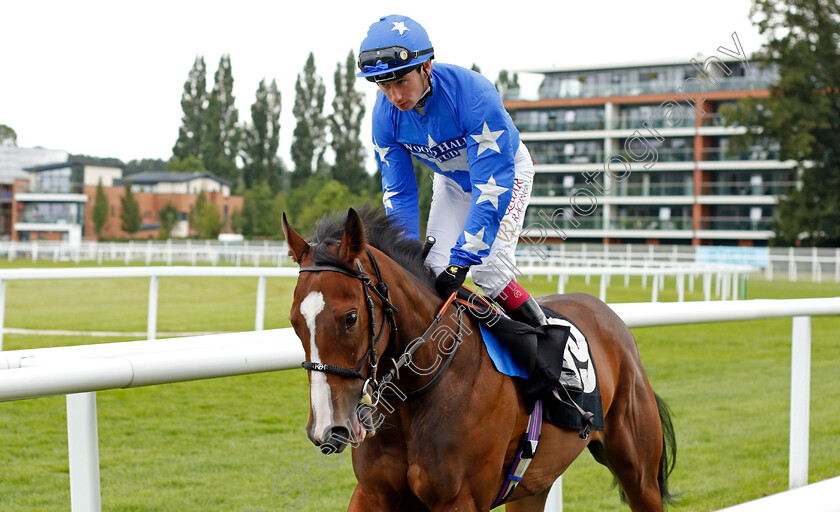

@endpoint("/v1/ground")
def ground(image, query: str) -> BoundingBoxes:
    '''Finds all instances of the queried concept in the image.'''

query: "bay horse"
[282,208,675,511]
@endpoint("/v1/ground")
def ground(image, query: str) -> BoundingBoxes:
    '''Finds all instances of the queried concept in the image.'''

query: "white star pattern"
[373,138,389,166]
[391,22,410,35]
[462,228,490,253]
[475,176,509,209]
[382,189,397,210]
[470,122,505,156]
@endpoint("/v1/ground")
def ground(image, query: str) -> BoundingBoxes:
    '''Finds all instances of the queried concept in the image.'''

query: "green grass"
[0,262,838,511]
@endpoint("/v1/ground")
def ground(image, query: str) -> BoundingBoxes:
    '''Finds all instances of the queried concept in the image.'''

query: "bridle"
[299,248,398,384]
[298,247,465,402]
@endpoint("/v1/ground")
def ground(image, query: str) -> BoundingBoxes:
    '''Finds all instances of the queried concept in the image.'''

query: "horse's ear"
[339,208,366,263]
[282,212,309,264]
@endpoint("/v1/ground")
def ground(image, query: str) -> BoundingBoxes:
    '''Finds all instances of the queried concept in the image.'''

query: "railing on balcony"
[700,113,740,127]
[698,181,796,196]
[515,119,606,133]
[615,182,694,197]
[532,75,777,101]
[17,212,82,225]
[700,147,780,161]
[523,215,604,230]
[607,217,693,231]
[610,116,696,130]
[530,151,605,165]
[531,183,603,197]
[699,216,772,231]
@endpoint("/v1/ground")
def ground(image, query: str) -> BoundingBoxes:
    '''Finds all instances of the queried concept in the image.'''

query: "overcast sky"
[0,0,763,172]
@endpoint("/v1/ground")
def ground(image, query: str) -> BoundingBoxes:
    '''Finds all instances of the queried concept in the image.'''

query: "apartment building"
[504,58,789,246]
[11,159,242,241]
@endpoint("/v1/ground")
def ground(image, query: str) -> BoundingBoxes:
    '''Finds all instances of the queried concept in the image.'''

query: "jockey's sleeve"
[372,120,420,240]
[448,86,516,267]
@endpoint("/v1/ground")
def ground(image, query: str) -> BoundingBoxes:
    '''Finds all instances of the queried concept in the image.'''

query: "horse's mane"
[309,207,435,289]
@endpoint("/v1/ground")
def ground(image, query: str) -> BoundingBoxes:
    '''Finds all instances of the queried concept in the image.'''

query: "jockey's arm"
[373,131,421,241]
[447,88,516,268]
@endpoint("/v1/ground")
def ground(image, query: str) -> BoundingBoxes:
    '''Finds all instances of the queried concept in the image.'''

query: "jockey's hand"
[435,264,469,298]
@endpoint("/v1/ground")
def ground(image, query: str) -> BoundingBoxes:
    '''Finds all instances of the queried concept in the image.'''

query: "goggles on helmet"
[358,45,434,78]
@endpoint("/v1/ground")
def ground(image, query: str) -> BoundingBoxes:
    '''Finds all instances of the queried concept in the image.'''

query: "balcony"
[614,183,694,197]
[700,147,780,161]
[698,181,796,196]
[607,217,693,230]
[610,116,695,130]
[523,214,603,230]
[531,151,604,165]
[515,118,605,133]
[17,212,82,225]
[699,216,771,231]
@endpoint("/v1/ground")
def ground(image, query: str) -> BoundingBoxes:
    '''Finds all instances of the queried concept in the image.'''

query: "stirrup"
[559,366,583,393]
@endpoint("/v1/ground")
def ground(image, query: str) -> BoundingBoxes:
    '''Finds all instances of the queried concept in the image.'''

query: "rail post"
[147,276,159,340]
[67,392,101,512]
[789,316,811,489]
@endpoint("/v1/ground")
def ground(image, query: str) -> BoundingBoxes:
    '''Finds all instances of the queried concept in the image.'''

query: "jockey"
[357,15,581,392]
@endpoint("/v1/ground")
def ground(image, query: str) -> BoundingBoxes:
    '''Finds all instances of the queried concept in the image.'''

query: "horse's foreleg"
[347,484,398,512]
[503,488,549,512]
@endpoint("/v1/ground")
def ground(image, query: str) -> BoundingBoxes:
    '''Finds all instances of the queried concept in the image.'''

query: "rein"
[298,248,464,402]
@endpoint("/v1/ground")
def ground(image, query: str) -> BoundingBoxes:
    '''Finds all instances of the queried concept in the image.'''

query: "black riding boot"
[507,296,584,393]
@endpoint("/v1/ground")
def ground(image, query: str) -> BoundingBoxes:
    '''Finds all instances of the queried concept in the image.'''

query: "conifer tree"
[243,79,284,192]
[329,51,368,194]
[202,55,241,185]
[291,53,327,188]
[120,182,142,234]
[173,56,208,160]
[92,179,109,238]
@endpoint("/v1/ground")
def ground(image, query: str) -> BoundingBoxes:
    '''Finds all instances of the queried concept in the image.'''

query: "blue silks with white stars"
[371,63,520,267]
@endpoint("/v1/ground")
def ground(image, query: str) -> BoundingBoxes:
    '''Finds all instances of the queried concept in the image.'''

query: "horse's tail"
[655,391,678,506]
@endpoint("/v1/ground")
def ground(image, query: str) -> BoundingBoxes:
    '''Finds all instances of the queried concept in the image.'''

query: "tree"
[495,70,520,100]
[173,56,208,161]
[125,158,168,176]
[721,0,840,246]
[242,79,284,192]
[202,55,241,185]
[0,124,17,146]
[92,179,109,238]
[291,52,327,188]
[470,63,482,74]
[120,181,142,234]
[166,155,207,172]
[236,181,283,237]
[158,201,178,239]
[329,51,369,194]
[189,191,222,238]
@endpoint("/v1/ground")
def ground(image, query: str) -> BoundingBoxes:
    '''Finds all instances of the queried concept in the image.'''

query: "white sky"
[0,0,763,173]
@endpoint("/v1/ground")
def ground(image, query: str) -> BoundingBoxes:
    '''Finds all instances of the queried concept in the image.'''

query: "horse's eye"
[345,312,358,329]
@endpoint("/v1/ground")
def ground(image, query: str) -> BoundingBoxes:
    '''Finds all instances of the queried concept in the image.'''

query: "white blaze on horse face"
[301,291,333,442]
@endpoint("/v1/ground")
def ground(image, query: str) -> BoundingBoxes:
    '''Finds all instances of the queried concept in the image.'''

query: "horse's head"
[283,208,385,454]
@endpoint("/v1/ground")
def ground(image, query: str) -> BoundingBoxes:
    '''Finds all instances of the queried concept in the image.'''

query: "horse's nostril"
[327,426,350,444]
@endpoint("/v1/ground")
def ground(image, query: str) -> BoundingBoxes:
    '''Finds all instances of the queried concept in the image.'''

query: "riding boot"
[507,296,584,393]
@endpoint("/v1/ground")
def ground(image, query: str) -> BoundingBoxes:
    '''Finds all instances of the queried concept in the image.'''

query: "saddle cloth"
[478,306,605,432]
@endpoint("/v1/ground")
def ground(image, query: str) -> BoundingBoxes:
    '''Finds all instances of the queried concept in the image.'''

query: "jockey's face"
[377,61,431,112]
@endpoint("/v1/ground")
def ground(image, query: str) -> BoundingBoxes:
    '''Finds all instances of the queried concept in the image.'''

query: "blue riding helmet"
[357,15,434,83]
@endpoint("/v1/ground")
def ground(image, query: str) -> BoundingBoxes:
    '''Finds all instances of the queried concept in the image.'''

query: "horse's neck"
[376,255,483,394]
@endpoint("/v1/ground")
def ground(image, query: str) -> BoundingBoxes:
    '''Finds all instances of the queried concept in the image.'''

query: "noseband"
[299,248,399,383]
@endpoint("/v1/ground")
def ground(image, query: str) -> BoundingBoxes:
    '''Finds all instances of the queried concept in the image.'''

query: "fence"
[0,266,299,349]
[1,297,838,511]
[0,262,755,350]
[3,240,840,283]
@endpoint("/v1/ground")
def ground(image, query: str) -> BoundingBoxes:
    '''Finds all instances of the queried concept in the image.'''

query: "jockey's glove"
[435,264,469,298]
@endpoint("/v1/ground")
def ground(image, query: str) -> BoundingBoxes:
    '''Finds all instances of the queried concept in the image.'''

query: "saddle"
[454,290,605,435]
